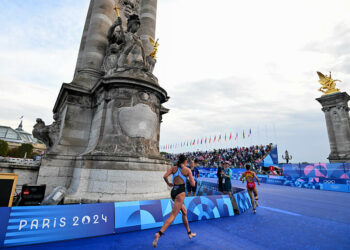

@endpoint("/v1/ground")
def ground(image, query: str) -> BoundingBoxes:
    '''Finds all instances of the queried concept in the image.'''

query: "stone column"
[316,92,350,163]
[73,0,116,90]
[73,0,95,79]
[138,0,158,57]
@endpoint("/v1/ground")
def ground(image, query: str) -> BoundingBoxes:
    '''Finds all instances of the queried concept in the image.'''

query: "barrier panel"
[114,195,234,234]
[198,180,252,215]
[282,163,350,179]
[2,203,115,247]
[0,207,11,248]
[199,164,350,193]
[233,191,252,214]
[0,182,254,247]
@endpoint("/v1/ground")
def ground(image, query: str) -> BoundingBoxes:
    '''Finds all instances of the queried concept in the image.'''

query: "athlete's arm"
[163,166,174,187]
[187,169,196,187]
[239,172,245,181]
[254,172,260,185]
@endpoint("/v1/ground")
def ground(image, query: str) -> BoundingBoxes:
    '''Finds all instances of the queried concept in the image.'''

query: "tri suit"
[243,170,256,190]
[171,166,187,200]
[187,167,199,194]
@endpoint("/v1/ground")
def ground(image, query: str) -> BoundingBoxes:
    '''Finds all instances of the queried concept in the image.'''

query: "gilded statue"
[317,71,341,95]
[149,37,159,59]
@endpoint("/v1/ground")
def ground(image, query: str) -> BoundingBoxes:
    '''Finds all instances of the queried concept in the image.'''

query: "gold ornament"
[149,37,159,59]
[317,71,341,95]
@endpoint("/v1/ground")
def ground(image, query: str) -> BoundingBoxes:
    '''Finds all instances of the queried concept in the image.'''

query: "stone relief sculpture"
[102,3,157,82]
[32,115,61,149]
[32,118,52,147]
[117,0,141,18]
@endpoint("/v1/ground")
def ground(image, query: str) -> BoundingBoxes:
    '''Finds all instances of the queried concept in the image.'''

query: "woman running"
[240,164,260,213]
[152,154,197,248]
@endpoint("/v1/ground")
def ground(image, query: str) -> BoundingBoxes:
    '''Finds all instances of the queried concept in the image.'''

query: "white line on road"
[259,206,302,216]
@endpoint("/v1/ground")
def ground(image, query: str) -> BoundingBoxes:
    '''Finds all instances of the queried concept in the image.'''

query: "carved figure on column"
[32,119,52,148]
[102,4,158,81]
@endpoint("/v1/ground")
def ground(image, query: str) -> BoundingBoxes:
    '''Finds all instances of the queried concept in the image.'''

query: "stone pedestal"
[36,75,170,202]
[316,92,350,163]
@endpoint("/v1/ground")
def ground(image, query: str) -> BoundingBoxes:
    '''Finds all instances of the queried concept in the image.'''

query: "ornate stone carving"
[118,103,157,139]
[102,9,157,81]
[117,0,141,18]
[32,119,53,147]
[32,115,62,150]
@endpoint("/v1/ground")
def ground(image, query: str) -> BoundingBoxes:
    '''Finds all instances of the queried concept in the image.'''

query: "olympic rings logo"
[323,180,335,184]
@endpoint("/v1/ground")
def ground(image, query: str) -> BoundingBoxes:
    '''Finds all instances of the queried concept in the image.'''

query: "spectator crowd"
[165,144,274,169]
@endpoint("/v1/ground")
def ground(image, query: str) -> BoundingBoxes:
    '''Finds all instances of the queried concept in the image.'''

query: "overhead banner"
[2,203,115,247]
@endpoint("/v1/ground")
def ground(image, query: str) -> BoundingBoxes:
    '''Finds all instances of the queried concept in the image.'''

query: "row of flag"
[161,129,252,151]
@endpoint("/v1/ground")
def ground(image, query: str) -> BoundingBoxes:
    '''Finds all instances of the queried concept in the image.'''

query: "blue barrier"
[114,195,234,234]
[233,191,252,214]
[0,207,11,248]
[0,187,238,247]
[199,165,350,193]
[2,203,115,247]
[282,163,350,179]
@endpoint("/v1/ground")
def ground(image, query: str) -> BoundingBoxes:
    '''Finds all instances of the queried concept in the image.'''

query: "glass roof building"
[0,121,39,144]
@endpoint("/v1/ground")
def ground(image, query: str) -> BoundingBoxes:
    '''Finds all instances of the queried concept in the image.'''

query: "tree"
[0,140,8,156]
[7,143,34,158]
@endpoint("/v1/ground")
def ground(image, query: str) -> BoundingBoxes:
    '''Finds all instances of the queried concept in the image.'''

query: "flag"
[209,137,211,143]
[218,135,221,142]
[197,139,199,144]
[229,132,232,140]
[248,128,252,137]
[225,133,227,141]
[235,133,238,140]
[193,139,195,145]
[205,137,207,144]
[187,141,188,147]
[200,138,203,144]
[213,136,216,143]
[243,130,245,139]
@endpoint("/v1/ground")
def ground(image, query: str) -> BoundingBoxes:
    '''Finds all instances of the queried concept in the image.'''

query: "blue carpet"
[7,180,350,250]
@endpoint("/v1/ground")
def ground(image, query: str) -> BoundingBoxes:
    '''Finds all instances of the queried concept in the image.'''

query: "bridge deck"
[9,179,350,250]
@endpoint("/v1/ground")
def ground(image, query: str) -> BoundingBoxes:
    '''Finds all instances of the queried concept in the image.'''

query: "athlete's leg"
[247,189,256,212]
[153,193,184,247]
[253,187,258,207]
[186,184,191,197]
[180,204,196,239]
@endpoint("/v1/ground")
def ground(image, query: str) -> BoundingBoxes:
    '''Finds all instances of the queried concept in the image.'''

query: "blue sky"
[0,0,349,163]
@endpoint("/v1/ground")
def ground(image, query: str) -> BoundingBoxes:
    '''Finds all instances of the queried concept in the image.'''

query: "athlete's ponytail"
[177,154,187,167]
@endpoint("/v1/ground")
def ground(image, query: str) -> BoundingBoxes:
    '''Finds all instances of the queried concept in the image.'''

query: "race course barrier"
[0,182,238,247]
[198,163,350,193]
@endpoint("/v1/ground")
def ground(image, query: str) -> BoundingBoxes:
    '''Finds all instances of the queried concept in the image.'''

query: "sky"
[0,0,349,163]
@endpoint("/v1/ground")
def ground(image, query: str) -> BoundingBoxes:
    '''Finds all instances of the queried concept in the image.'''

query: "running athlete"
[187,160,199,196]
[152,155,196,248]
[240,164,260,213]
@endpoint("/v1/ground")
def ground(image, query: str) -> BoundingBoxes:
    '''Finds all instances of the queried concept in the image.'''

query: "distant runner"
[240,164,260,213]
[187,160,199,196]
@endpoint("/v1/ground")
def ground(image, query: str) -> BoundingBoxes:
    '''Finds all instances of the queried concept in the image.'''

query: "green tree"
[7,143,34,158]
[0,140,9,156]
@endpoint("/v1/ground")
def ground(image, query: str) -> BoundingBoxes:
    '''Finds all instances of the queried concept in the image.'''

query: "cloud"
[0,0,349,164]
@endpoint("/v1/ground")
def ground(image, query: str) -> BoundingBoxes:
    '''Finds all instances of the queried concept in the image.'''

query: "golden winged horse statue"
[317,71,341,95]
[149,37,159,59]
